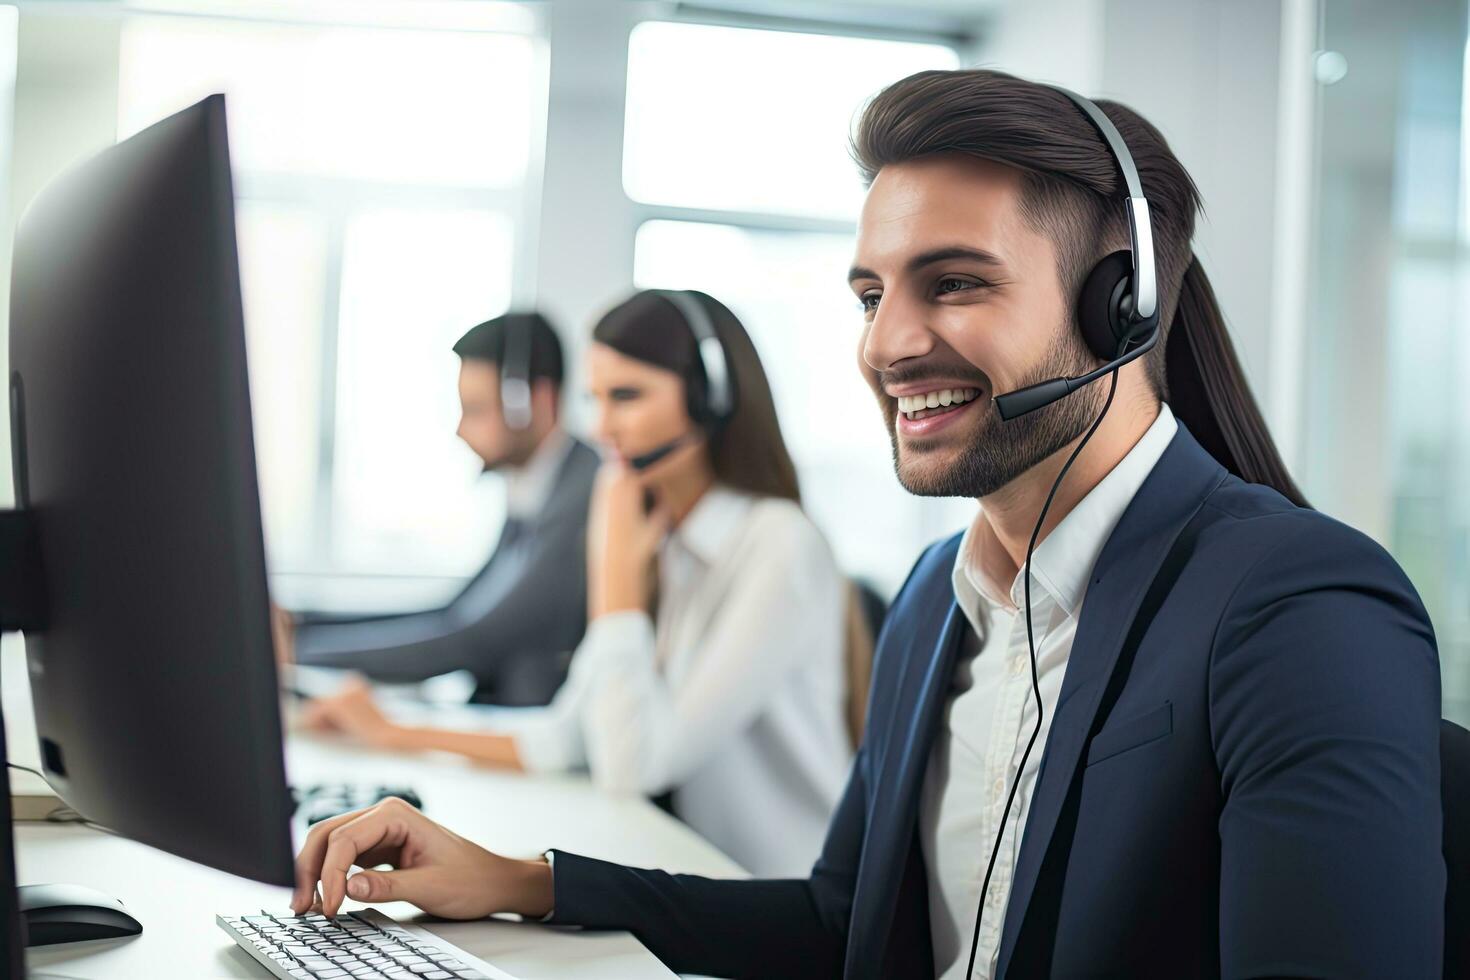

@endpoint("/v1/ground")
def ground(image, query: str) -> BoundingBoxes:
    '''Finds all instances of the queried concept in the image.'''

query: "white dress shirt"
[921,404,1178,979]
[514,485,853,876]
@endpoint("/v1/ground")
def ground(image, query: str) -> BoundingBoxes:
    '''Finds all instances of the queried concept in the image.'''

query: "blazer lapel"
[848,543,968,969]
[997,423,1227,976]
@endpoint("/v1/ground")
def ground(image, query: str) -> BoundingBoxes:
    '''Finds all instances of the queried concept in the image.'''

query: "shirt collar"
[952,403,1178,627]
[667,484,753,565]
[503,426,572,520]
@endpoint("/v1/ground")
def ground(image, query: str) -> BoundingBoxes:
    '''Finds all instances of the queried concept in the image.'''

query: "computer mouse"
[18,883,143,946]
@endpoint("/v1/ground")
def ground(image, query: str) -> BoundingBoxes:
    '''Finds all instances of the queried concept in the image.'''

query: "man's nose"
[862,290,936,374]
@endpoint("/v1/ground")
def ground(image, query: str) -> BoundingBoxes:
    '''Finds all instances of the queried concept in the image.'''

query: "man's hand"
[291,797,554,920]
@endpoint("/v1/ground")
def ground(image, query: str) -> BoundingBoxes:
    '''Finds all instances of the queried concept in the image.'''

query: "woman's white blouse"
[513,486,853,877]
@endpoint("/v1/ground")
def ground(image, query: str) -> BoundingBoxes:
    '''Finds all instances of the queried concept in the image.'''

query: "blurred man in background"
[274,312,599,706]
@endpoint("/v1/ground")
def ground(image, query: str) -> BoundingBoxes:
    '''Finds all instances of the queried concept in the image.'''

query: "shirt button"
[991,777,1005,797]
[1010,656,1026,677]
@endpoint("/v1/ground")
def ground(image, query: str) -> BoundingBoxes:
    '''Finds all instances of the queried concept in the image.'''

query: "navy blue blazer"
[548,421,1444,979]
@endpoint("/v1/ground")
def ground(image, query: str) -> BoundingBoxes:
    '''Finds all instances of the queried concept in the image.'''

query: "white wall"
[530,0,654,432]
[972,0,1104,90]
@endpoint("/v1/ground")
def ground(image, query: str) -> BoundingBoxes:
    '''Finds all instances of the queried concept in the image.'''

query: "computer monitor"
[4,93,295,956]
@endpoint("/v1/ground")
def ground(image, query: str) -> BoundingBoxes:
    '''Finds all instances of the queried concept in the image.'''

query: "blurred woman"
[303,289,870,876]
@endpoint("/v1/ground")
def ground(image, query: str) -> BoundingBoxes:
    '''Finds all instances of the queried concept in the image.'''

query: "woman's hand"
[300,678,403,750]
[291,796,553,920]
[587,462,670,618]
[269,601,296,666]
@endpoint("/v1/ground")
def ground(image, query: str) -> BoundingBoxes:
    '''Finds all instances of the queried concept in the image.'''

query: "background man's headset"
[964,85,1162,978]
[627,290,735,471]
[499,316,534,432]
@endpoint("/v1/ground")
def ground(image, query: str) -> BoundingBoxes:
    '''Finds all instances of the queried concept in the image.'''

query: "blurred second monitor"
[281,312,599,706]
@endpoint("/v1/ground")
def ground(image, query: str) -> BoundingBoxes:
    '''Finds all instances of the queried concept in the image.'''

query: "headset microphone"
[627,434,693,472]
[993,326,1157,420]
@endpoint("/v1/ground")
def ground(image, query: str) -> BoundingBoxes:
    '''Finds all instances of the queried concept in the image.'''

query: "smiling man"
[286,70,1444,979]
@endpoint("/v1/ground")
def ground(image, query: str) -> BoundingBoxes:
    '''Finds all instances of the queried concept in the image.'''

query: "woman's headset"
[627,290,736,471]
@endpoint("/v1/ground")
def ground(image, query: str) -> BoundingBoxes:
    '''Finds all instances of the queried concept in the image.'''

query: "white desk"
[15,732,747,979]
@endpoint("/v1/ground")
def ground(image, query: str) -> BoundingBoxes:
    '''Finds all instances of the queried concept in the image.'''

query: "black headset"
[965,85,1160,979]
[992,85,1161,420]
[499,315,534,432]
[628,290,735,471]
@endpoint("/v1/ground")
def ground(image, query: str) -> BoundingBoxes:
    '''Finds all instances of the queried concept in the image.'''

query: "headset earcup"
[1077,250,1135,361]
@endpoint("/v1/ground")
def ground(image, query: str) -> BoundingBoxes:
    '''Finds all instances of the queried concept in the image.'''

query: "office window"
[331,208,513,575]
[627,24,966,594]
[234,202,328,570]
[117,19,533,187]
[117,15,539,610]
[624,22,959,221]
[1301,0,1470,723]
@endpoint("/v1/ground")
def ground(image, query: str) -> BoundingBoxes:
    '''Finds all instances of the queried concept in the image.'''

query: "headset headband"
[500,316,533,431]
[663,290,733,421]
[1045,84,1158,324]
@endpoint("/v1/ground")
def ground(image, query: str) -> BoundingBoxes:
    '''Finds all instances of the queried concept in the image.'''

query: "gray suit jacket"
[294,436,599,705]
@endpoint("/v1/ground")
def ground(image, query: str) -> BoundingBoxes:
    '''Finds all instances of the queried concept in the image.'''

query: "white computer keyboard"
[218,907,515,980]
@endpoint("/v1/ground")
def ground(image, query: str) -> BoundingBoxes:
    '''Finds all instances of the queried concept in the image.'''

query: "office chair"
[842,579,890,748]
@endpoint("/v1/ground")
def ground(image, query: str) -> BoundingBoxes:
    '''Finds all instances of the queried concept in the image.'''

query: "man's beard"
[885,336,1103,498]
[481,430,540,472]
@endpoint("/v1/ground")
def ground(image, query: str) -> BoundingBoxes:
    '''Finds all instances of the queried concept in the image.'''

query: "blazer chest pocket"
[1085,701,1172,767]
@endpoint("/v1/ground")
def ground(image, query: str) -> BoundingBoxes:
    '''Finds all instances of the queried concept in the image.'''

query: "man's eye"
[936,277,979,296]
[859,293,881,313]
[609,387,641,402]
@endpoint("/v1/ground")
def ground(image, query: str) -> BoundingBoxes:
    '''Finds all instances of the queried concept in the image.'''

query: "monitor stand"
[1,508,138,967]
